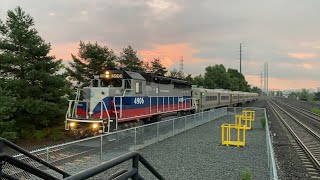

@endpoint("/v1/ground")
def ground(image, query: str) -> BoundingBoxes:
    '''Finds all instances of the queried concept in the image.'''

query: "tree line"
[0,7,260,141]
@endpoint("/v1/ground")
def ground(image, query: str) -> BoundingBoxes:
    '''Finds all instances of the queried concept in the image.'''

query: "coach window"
[135,81,142,94]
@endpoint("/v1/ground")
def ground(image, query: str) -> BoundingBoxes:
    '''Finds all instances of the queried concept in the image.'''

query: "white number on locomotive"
[134,97,144,104]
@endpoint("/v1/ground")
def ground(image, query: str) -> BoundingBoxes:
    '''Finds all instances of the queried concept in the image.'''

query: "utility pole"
[260,71,263,93]
[240,43,242,73]
[267,61,269,96]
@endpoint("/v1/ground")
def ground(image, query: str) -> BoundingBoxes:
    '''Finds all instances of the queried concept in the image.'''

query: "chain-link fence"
[3,107,277,180]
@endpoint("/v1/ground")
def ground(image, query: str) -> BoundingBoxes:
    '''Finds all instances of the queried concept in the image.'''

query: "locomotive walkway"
[137,113,269,179]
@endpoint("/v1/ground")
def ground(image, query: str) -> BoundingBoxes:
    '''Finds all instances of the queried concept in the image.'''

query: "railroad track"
[268,99,320,179]
[275,99,320,122]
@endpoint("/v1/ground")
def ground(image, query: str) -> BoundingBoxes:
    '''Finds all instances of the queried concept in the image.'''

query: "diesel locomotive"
[65,68,258,136]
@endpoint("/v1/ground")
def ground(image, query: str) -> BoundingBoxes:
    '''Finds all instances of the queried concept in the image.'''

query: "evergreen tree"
[0,7,69,134]
[118,45,144,72]
[150,58,167,75]
[0,85,17,141]
[185,74,193,83]
[67,41,117,87]
[143,61,151,73]
[169,68,183,78]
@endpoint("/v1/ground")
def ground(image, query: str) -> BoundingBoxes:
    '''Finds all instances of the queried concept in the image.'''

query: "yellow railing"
[221,123,247,147]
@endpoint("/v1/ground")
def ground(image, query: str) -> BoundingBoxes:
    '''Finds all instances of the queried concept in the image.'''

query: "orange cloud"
[139,43,200,67]
[288,52,318,60]
[245,75,319,90]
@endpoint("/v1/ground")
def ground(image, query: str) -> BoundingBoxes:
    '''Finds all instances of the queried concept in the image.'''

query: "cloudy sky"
[1,0,320,90]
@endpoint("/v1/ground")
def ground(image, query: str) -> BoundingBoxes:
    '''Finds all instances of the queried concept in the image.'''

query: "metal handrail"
[0,138,70,179]
[64,151,164,180]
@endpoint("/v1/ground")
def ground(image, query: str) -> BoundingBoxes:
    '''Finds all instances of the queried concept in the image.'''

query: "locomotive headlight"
[70,122,75,127]
[92,124,98,129]
[105,71,110,78]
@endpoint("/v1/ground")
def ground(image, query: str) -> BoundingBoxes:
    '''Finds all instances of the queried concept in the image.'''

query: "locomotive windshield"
[91,79,122,87]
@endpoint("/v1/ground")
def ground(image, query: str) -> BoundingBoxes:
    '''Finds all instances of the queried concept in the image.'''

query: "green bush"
[32,130,48,140]
[260,117,266,128]
[311,108,320,115]
[49,129,65,141]
[241,168,252,180]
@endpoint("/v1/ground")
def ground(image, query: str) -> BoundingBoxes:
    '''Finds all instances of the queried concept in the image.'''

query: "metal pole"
[134,128,137,150]
[100,135,103,162]
[173,119,175,136]
[46,147,49,162]
[157,122,159,143]
[184,116,187,131]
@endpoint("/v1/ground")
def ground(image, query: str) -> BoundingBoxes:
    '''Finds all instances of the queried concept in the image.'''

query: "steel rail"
[268,99,320,170]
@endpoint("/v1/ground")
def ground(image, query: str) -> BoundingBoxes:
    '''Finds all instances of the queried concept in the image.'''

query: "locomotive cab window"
[101,79,122,87]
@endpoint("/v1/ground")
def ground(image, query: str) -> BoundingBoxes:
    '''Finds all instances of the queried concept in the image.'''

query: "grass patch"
[311,108,320,115]
[241,168,252,180]
[260,117,266,128]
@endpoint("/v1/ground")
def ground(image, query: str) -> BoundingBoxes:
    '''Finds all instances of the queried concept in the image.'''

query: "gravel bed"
[135,114,268,179]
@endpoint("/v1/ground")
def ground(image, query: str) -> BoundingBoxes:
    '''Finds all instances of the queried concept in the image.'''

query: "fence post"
[157,122,159,143]
[194,113,196,127]
[134,128,137,150]
[173,118,175,136]
[46,147,49,162]
[100,135,103,162]
[184,116,187,131]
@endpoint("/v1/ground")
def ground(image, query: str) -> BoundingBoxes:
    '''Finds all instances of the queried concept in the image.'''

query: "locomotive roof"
[124,71,145,80]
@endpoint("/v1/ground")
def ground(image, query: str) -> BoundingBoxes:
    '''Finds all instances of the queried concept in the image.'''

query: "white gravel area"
[137,114,269,180]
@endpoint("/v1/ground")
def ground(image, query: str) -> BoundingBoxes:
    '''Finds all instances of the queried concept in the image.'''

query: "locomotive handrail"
[64,151,164,180]
[0,138,70,179]
[101,101,110,132]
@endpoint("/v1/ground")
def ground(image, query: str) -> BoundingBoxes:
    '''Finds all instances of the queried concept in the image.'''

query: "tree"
[150,58,167,75]
[0,85,17,141]
[227,68,250,91]
[185,74,193,83]
[250,86,262,95]
[67,41,117,87]
[193,74,205,87]
[288,92,298,99]
[204,64,231,89]
[169,68,184,79]
[299,88,310,100]
[143,61,151,73]
[0,7,69,135]
[314,92,320,101]
[118,45,144,72]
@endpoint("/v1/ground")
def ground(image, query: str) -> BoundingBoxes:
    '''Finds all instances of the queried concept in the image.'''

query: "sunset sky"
[1,0,320,90]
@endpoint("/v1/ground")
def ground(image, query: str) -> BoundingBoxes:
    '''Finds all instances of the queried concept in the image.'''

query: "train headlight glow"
[92,124,98,129]
[105,71,110,78]
[70,122,75,127]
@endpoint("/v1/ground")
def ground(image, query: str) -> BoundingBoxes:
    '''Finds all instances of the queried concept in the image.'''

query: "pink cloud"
[139,43,200,68]
[50,42,79,60]
[245,75,319,90]
[288,52,318,60]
